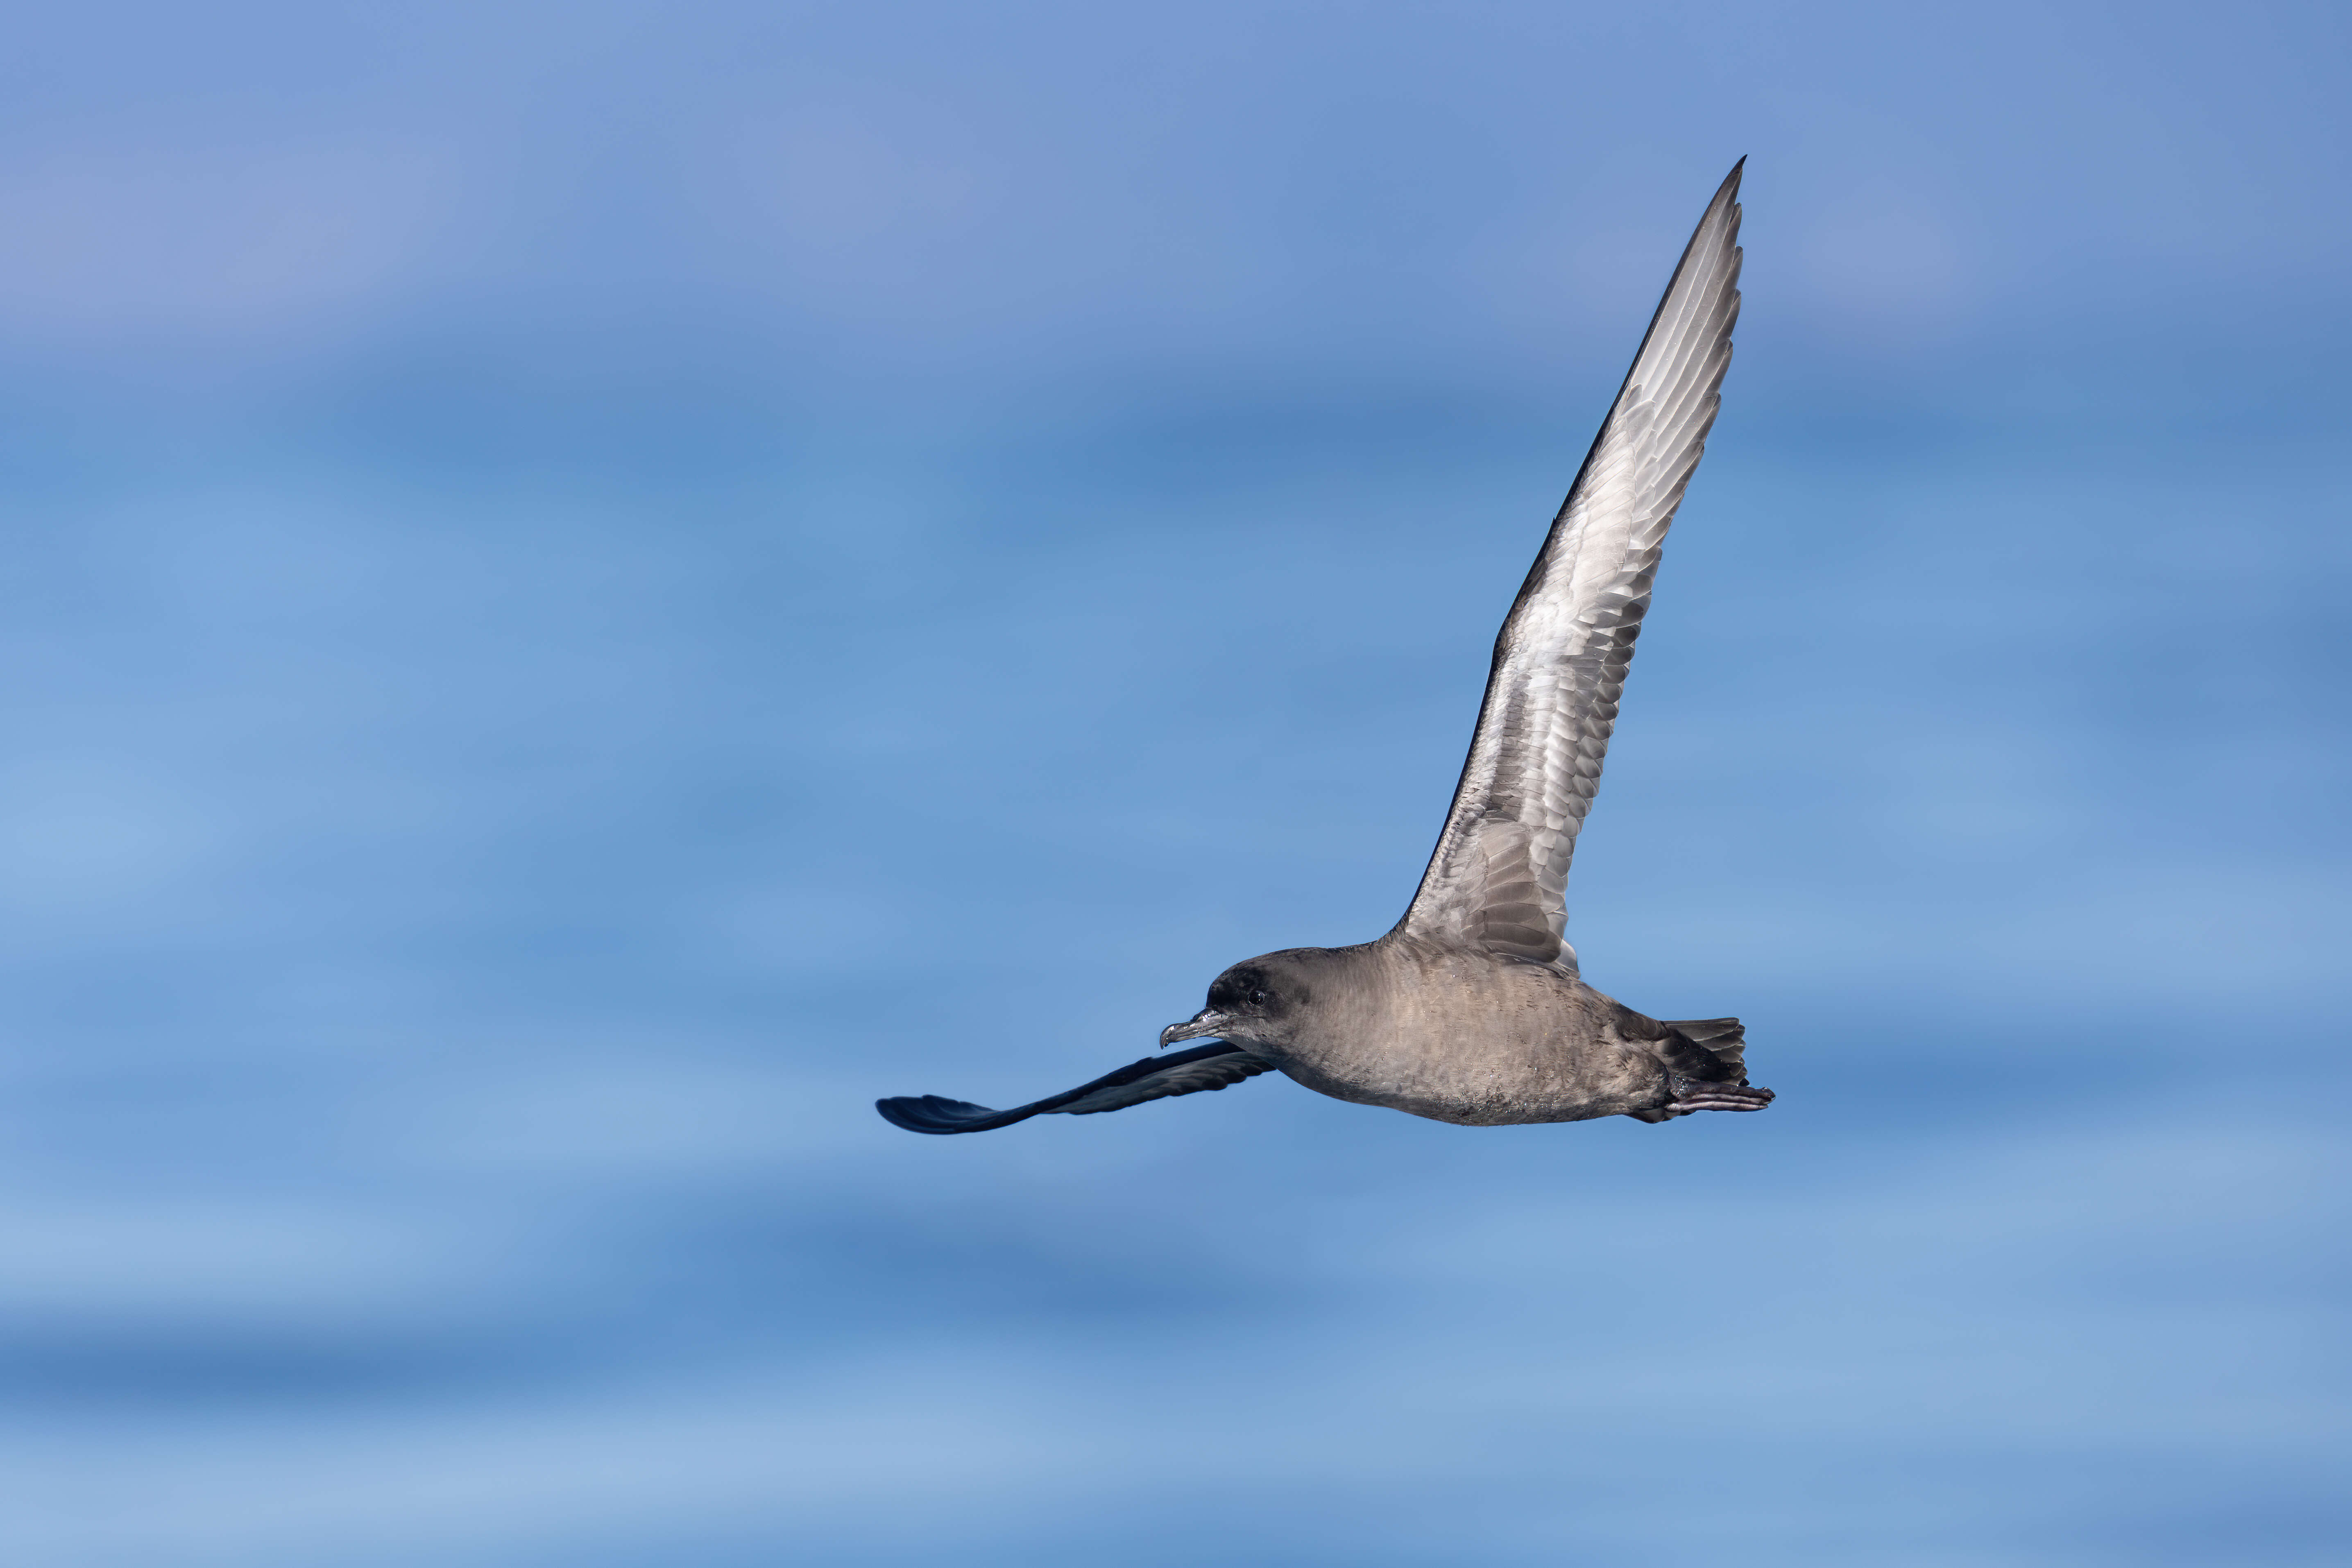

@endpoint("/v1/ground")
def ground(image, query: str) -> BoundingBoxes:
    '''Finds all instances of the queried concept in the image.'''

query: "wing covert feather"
[1397,163,1745,967]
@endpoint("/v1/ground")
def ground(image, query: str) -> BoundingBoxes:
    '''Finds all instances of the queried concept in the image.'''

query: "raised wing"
[1396,161,1745,969]
[875,1041,1275,1134]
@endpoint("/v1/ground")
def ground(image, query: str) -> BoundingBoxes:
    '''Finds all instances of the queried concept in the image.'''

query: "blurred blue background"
[3,2,2347,1563]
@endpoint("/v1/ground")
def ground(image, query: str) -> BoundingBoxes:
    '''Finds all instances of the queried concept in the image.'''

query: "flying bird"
[879,161,1771,1135]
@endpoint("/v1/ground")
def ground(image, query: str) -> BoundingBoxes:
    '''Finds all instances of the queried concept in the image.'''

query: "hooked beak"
[1159,1008,1231,1048]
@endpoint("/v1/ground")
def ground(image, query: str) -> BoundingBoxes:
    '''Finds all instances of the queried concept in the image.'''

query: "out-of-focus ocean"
[3,3,2346,1563]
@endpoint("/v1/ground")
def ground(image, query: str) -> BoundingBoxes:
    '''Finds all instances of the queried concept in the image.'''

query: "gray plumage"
[878,161,1772,1136]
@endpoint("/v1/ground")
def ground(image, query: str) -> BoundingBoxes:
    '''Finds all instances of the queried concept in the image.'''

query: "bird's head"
[1159,951,1323,1050]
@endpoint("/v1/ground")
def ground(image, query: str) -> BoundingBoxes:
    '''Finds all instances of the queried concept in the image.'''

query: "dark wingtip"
[876,1094,1022,1134]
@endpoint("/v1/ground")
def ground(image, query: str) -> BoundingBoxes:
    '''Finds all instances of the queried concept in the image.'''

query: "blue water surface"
[2,3,2346,1563]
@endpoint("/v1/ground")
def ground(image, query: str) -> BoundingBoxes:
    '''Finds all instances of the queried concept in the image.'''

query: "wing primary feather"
[875,1041,1273,1135]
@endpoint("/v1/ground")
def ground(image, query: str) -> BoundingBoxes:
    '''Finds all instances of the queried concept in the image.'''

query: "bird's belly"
[1272,1021,1663,1126]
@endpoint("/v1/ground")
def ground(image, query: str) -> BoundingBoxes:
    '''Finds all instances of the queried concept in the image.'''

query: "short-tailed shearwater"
[879,161,1772,1135]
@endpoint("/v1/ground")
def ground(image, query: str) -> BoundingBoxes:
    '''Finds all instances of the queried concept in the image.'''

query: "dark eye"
[1251,988,1270,1006]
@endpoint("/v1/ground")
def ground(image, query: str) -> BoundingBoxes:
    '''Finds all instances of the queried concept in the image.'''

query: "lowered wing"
[876,1040,1275,1134]
[1396,161,1745,970]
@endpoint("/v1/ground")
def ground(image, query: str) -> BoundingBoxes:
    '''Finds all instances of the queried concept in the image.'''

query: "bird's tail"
[1661,1017,1747,1081]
